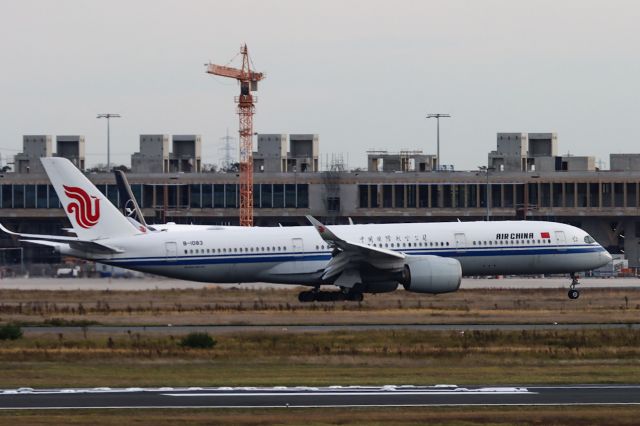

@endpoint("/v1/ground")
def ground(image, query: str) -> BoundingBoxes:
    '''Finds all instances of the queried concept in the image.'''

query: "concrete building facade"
[367,150,437,172]
[14,135,53,174]
[253,133,319,173]
[488,132,596,172]
[131,134,170,173]
[170,135,202,173]
[56,135,85,170]
[610,154,640,171]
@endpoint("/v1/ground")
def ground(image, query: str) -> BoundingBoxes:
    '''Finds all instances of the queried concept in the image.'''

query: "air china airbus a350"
[1,158,611,301]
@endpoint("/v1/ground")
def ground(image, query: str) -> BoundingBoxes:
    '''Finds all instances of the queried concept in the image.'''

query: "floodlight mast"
[426,113,451,171]
[97,113,121,171]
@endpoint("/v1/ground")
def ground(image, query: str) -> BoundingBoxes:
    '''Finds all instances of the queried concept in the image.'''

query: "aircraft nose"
[602,249,612,263]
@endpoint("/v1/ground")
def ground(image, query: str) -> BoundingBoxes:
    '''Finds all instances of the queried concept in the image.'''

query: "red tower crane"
[206,45,264,226]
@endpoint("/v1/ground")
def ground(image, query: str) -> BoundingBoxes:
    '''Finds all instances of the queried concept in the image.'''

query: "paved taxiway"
[0,385,638,409]
[2,277,639,291]
[23,322,640,336]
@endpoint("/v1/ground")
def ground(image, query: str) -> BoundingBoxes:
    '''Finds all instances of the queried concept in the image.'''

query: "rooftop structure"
[253,133,319,173]
[170,135,202,173]
[131,134,170,173]
[488,132,595,172]
[131,135,201,173]
[14,135,53,174]
[14,135,87,173]
[56,135,85,170]
[367,150,437,172]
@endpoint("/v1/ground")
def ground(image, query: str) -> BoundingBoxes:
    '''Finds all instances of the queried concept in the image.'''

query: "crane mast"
[206,45,264,226]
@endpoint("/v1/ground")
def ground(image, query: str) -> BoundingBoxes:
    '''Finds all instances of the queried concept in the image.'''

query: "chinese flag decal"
[541,232,550,239]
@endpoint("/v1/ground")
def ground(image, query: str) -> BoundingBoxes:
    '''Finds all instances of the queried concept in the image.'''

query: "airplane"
[0,157,612,302]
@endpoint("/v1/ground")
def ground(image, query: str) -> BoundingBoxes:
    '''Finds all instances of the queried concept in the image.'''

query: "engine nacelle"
[400,255,462,294]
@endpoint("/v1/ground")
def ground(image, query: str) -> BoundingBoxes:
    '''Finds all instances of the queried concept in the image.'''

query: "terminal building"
[2,131,640,270]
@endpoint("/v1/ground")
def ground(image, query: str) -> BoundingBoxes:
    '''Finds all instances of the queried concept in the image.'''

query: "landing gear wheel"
[346,292,364,302]
[298,291,316,303]
[568,273,581,300]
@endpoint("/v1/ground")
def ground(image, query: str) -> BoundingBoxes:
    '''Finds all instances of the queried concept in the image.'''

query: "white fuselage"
[80,220,611,286]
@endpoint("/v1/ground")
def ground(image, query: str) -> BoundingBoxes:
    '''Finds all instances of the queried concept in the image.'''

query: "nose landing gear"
[568,273,580,300]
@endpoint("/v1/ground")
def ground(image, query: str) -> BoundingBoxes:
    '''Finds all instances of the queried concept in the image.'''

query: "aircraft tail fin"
[41,157,143,240]
[114,169,154,231]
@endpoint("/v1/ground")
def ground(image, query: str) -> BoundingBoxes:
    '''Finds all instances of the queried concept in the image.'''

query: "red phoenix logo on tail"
[63,185,101,229]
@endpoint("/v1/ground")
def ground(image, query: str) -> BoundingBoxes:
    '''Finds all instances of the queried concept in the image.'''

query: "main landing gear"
[298,288,364,303]
[568,273,580,300]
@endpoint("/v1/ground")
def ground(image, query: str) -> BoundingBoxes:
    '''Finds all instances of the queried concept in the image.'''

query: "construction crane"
[206,44,264,226]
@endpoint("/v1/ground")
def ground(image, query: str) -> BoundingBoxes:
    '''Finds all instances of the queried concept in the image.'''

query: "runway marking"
[0,403,640,410]
[163,390,535,397]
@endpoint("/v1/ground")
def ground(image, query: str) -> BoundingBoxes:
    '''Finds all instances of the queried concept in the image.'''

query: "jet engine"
[400,255,462,294]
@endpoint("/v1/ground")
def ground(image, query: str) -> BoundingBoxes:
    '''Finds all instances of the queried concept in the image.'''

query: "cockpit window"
[584,235,596,244]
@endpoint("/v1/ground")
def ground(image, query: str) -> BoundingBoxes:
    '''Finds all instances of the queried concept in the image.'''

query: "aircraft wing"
[306,216,405,285]
[0,223,123,254]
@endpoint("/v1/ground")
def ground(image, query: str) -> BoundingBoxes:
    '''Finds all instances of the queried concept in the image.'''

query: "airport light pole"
[97,113,121,171]
[426,113,451,171]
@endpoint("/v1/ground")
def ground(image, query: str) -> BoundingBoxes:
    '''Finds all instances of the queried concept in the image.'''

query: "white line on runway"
[163,390,534,397]
[1,403,640,410]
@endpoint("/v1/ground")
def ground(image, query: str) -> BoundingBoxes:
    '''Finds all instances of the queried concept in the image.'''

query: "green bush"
[0,323,23,340]
[180,332,216,349]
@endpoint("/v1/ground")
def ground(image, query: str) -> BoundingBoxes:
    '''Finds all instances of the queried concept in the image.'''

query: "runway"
[23,322,640,335]
[0,385,638,409]
[2,277,639,291]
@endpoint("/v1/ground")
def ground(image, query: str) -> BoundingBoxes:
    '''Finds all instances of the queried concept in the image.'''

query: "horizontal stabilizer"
[1,223,122,254]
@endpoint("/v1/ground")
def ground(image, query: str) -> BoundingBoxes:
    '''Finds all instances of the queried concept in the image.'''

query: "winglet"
[306,215,342,242]
[0,222,17,237]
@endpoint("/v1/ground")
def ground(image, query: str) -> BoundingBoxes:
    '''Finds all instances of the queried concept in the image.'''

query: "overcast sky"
[0,0,638,170]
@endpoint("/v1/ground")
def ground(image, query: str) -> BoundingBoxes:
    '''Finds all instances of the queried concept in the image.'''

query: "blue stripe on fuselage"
[102,245,605,267]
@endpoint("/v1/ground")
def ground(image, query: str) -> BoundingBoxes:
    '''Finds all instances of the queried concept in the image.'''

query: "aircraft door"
[454,233,467,252]
[291,238,304,254]
[555,231,566,251]
[291,238,304,272]
[165,242,177,260]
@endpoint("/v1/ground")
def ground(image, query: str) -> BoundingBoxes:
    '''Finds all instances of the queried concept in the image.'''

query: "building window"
[627,183,637,208]
[36,185,48,208]
[190,184,202,208]
[418,185,428,208]
[359,185,369,208]
[382,185,392,208]
[213,184,225,208]
[395,185,405,208]
[13,185,24,208]
[370,185,380,208]
[327,197,340,212]
[24,185,36,209]
[407,185,416,208]
[273,184,284,208]
[285,184,296,208]
[225,184,237,208]
[297,184,309,208]
[202,184,213,208]
[261,184,273,208]
[1,185,11,208]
